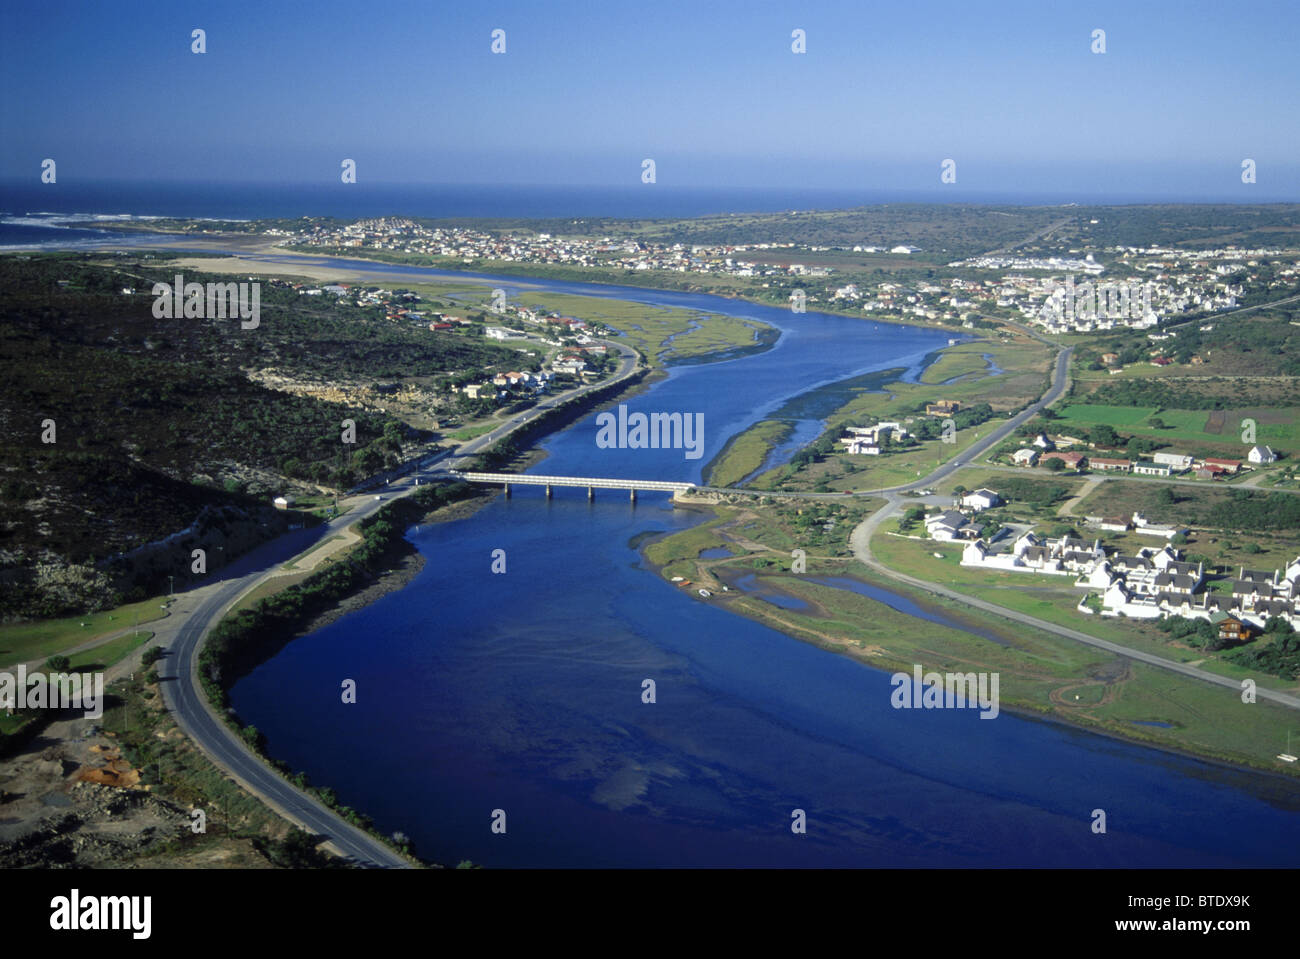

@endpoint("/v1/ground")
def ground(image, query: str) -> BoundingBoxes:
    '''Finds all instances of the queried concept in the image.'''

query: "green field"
[67,631,153,671]
[0,596,171,668]
[447,422,497,441]
[756,417,998,493]
[1053,402,1300,452]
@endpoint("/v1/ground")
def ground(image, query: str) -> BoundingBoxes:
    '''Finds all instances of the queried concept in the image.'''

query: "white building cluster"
[954,522,1300,630]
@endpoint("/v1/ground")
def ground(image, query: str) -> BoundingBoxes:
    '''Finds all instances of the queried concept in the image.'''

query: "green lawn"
[0,596,171,668]
[66,631,153,671]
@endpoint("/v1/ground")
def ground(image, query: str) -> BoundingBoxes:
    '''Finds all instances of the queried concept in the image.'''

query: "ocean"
[0,178,1284,250]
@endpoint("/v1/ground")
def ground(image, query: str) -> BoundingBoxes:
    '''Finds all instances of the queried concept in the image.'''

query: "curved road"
[832,343,1300,712]
[159,338,641,867]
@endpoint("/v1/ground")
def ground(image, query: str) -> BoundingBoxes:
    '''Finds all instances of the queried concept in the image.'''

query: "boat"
[1278,732,1296,762]
[698,589,712,598]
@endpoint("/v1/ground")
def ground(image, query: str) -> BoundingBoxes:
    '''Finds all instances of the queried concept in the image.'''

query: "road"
[438,340,641,470]
[848,495,1300,710]
[158,487,416,866]
[158,338,641,867]
[832,342,1300,712]
[856,345,1072,496]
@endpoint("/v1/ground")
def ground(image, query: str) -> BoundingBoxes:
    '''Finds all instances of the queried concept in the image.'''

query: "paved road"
[158,338,639,867]
[439,341,641,470]
[162,567,410,867]
[158,487,415,866]
[848,496,1300,711]
[856,345,1072,496]
[831,342,1300,712]
[688,344,1072,503]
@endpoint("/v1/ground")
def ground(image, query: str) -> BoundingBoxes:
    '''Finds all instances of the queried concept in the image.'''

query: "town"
[279,217,1299,334]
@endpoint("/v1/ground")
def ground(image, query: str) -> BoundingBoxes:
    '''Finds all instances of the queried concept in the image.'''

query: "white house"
[1153,451,1194,472]
[1013,448,1040,466]
[925,510,971,542]
[1100,582,1164,619]
[485,326,512,340]
[1078,561,1119,590]
[961,488,1002,511]
[1249,445,1277,464]
[1131,512,1180,538]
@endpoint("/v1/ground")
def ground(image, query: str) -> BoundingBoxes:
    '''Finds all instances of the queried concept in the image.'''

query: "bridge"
[450,471,695,502]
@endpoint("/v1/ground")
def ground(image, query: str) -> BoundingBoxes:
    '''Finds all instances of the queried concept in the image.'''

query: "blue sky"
[2,0,1298,197]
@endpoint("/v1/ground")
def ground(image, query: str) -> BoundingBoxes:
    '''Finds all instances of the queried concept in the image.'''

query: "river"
[210,256,1300,867]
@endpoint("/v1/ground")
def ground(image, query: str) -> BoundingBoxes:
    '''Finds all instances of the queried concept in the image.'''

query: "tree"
[1091,424,1120,448]
[1044,457,1066,472]
[45,655,71,672]
[1155,487,1176,506]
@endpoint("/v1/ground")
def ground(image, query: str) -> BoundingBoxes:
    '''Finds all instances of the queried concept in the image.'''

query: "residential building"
[1040,451,1086,469]
[1202,458,1242,474]
[1090,457,1132,472]
[961,488,1002,511]
[925,510,973,542]
[926,400,961,416]
[1152,451,1194,472]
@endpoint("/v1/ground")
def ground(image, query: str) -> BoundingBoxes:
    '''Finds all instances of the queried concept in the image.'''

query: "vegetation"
[705,420,795,487]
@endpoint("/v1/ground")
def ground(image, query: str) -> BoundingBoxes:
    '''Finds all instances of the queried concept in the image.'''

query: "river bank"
[207,251,1300,869]
[638,493,1300,784]
[277,243,983,334]
[104,231,979,335]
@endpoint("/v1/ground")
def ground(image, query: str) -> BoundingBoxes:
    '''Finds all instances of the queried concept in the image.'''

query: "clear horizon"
[3,0,1298,200]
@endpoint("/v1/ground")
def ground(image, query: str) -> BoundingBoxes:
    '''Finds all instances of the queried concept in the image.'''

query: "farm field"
[1052,402,1300,452]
